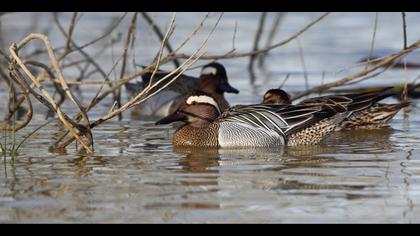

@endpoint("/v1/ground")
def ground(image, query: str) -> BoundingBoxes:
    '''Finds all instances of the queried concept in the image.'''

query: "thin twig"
[170,12,330,60]
[345,59,400,86]
[141,12,180,68]
[319,71,325,96]
[24,60,66,109]
[259,12,285,67]
[278,73,290,89]
[0,75,33,132]
[401,12,409,105]
[231,20,238,51]
[52,53,124,151]
[292,39,420,100]
[296,37,309,90]
[402,12,408,50]
[53,13,120,106]
[117,12,138,120]
[366,12,379,70]
[148,13,177,87]
[248,12,267,84]
[168,12,211,58]
[9,34,93,154]
[24,13,127,61]
[54,13,221,151]
[64,12,78,54]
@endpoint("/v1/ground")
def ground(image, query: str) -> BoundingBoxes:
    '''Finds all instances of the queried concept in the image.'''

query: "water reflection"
[174,146,221,174]
[327,128,396,153]
[264,177,369,193]
[285,145,337,158]
[0,115,417,222]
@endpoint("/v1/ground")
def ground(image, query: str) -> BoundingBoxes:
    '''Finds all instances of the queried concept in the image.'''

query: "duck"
[125,62,239,118]
[155,91,349,147]
[262,87,409,130]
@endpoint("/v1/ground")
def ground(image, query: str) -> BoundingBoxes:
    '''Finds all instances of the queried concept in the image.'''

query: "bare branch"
[248,12,267,84]
[296,37,309,90]
[169,12,330,60]
[402,12,408,50]
[64,12,78,54]
[116,12,138,120]
[292,39,420,100]
[366,12,379,70]
[148,13,177,87]
[259,12,285,67]
[9,34,93,154]
[141,12,180,68]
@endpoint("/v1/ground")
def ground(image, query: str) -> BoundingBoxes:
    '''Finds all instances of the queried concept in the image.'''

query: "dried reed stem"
[365,12,379,70]
[141,12,180,68]
[54,13,220,151]
[0,73,33,132]
[9,34,93,154]
[170,12,330,60]
[259,12,285,67]
[248,12,267,84]
[117,12,139,120]
[401,12,409,104]
[292,39,420,100]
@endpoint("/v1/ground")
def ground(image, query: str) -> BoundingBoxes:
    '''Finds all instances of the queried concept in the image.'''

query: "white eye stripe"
[201,66,217,75]
[186,95,221,115]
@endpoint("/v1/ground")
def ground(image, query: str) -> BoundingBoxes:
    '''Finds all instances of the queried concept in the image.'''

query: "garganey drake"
[262,87,409,130]
[155,91,348,147]
[126,62,239,118]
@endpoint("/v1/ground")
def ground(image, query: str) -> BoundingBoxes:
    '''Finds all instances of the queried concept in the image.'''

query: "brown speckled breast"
[172,123,220,147]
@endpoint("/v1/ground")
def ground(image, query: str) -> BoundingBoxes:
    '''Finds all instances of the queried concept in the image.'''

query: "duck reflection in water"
[173,146,221,210]
[174,146,287,172]
[174,146,221,175]
[325,127,396,154]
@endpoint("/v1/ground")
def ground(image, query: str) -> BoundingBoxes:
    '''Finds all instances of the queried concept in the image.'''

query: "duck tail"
[141,67,168,85]
[370,102,410,124]
[391,101,410,110]
[345,87,398,113]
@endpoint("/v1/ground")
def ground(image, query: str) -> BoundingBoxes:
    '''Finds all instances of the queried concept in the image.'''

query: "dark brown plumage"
[262,87,409,130]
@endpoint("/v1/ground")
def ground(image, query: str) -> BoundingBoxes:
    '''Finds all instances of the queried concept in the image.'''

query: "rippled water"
[1,12,420,223]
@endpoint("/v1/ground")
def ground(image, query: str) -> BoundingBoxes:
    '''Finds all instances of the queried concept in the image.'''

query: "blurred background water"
[0,12,420,223]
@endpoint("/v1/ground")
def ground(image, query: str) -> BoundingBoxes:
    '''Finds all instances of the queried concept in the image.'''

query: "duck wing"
[298,87,395,115]
[219,103,347,140]
[141,71,198,94]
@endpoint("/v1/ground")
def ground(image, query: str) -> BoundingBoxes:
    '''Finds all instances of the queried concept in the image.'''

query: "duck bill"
[219,81,239,94]
[155,112,186,125]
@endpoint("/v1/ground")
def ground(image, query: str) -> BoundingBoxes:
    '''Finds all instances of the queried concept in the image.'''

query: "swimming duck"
[155,91,348,147]
[126,62,239,118]
[262,87,409,130]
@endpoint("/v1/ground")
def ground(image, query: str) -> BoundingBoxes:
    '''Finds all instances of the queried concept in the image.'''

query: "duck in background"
[261,87,409,130]
[126,62,239,119]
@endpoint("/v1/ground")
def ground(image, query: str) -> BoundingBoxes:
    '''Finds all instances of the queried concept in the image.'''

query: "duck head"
[197,62,239,95]
[155,92,221,128]
[262,89,292,105]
